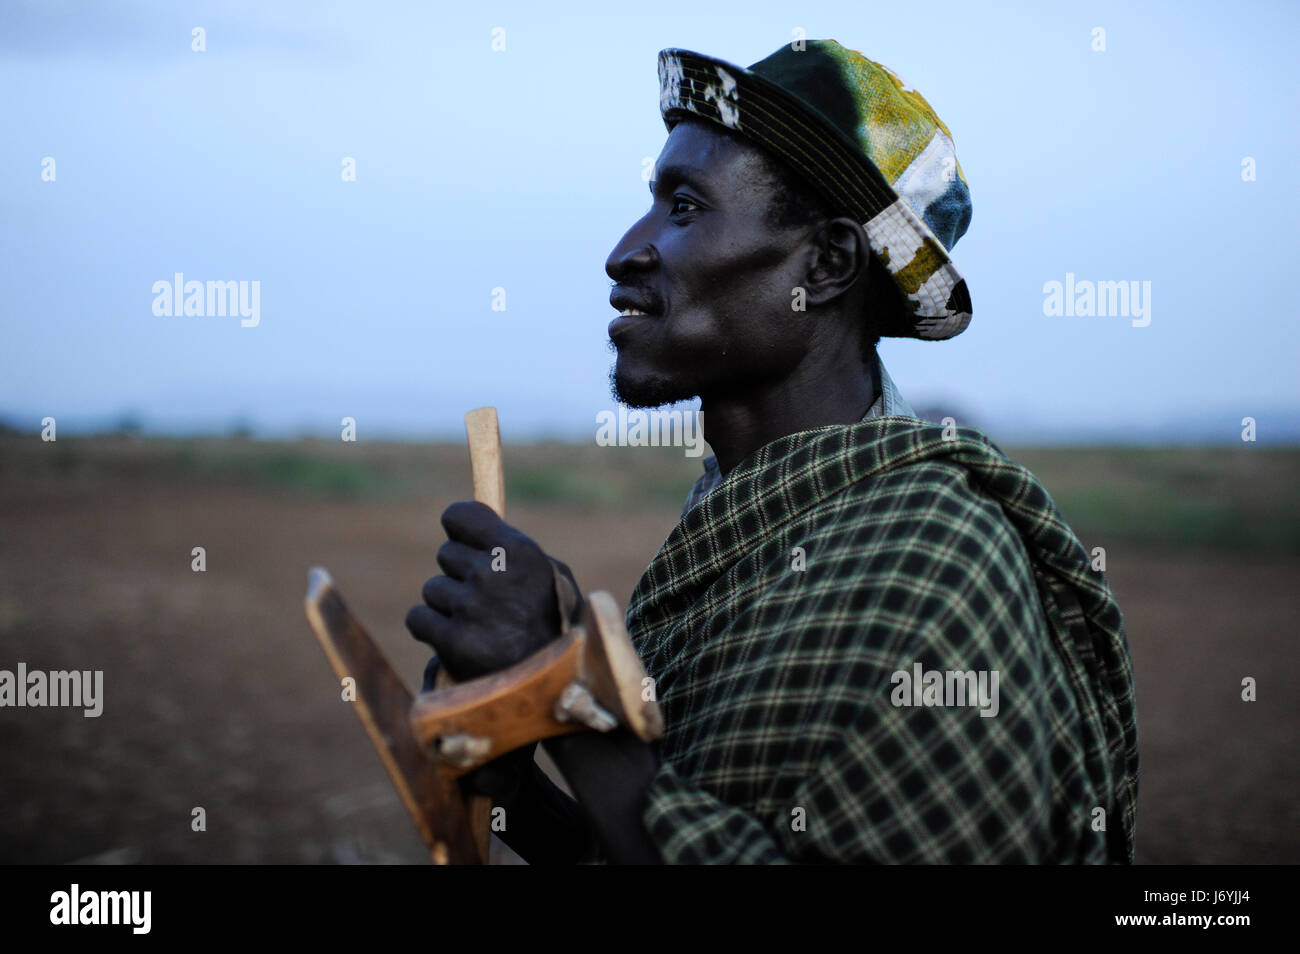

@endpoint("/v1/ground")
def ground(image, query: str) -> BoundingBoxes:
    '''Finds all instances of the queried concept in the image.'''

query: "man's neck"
[701,348,879,476]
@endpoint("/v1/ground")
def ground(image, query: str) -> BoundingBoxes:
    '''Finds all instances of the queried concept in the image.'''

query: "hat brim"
[658,48,971,340]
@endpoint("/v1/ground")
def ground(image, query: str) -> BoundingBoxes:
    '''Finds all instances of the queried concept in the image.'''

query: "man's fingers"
[442,500,511,547]
[436,540,480,581]
[405,603,453,652]
[421,574,464,615]
[407,606,483,681]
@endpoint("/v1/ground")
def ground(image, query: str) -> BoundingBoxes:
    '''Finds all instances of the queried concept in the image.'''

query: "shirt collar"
[682,350,916,515]
[875,351,917,419]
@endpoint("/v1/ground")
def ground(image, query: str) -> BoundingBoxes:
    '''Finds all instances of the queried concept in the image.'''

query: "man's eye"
[670,196,700,216]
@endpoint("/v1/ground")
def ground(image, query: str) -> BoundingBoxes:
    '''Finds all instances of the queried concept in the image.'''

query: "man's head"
[606,115,894,409]
[606,40,973,410]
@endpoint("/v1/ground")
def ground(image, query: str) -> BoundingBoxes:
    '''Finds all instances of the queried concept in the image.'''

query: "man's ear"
[800,216,871,308]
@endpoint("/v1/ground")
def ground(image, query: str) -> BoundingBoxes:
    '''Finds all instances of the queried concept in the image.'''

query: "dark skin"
[406,116,881,864]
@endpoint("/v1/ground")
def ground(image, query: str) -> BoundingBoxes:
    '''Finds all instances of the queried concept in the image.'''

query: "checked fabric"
[627,417,1139,863]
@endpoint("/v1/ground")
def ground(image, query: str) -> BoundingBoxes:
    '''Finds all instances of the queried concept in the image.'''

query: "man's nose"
[605,223,659,283]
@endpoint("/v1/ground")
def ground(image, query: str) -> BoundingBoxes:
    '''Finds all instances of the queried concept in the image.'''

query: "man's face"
[605,118,813,408]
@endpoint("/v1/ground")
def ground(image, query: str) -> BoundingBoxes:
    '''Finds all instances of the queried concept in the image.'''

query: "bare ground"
[0,444,1295,864]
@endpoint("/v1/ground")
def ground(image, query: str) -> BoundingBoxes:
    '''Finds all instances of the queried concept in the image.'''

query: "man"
[405,40,1139,864]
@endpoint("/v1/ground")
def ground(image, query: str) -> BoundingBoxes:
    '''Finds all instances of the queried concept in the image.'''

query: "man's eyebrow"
[649,163,713,195]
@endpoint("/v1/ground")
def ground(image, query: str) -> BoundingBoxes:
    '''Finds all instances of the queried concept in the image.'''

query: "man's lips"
[608,310,654,341]
[607,289,662,341]
[609,288,661,316]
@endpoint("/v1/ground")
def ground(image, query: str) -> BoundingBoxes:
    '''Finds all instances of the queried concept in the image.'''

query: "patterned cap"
[658,40,973,340]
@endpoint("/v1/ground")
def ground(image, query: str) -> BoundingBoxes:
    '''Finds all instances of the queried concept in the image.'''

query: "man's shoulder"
[819,451,1039,593]
[838,449,1003,523]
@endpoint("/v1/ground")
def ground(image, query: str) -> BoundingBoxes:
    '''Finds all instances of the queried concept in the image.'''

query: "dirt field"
[0,436,1296,864]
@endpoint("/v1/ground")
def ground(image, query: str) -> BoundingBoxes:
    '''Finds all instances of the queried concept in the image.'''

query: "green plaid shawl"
[627,417,1138,863]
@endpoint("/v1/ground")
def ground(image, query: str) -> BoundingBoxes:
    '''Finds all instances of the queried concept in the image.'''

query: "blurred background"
[1,0,1297,863]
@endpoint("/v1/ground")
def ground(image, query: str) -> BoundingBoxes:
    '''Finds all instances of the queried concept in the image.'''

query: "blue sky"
[2,0,1297,443]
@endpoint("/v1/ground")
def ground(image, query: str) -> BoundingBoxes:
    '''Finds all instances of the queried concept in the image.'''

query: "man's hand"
[405,500,576,680]
[406,500,579,803]
[404,502,660,862]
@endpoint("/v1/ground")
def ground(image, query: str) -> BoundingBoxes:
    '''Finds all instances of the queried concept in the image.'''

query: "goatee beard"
[608,362,691,410]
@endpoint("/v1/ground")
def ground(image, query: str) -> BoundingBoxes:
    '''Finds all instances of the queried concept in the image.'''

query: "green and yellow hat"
[658,40,973,340]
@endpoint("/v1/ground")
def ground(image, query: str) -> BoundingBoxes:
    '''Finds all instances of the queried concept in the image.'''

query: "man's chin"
[610,364,693,410]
